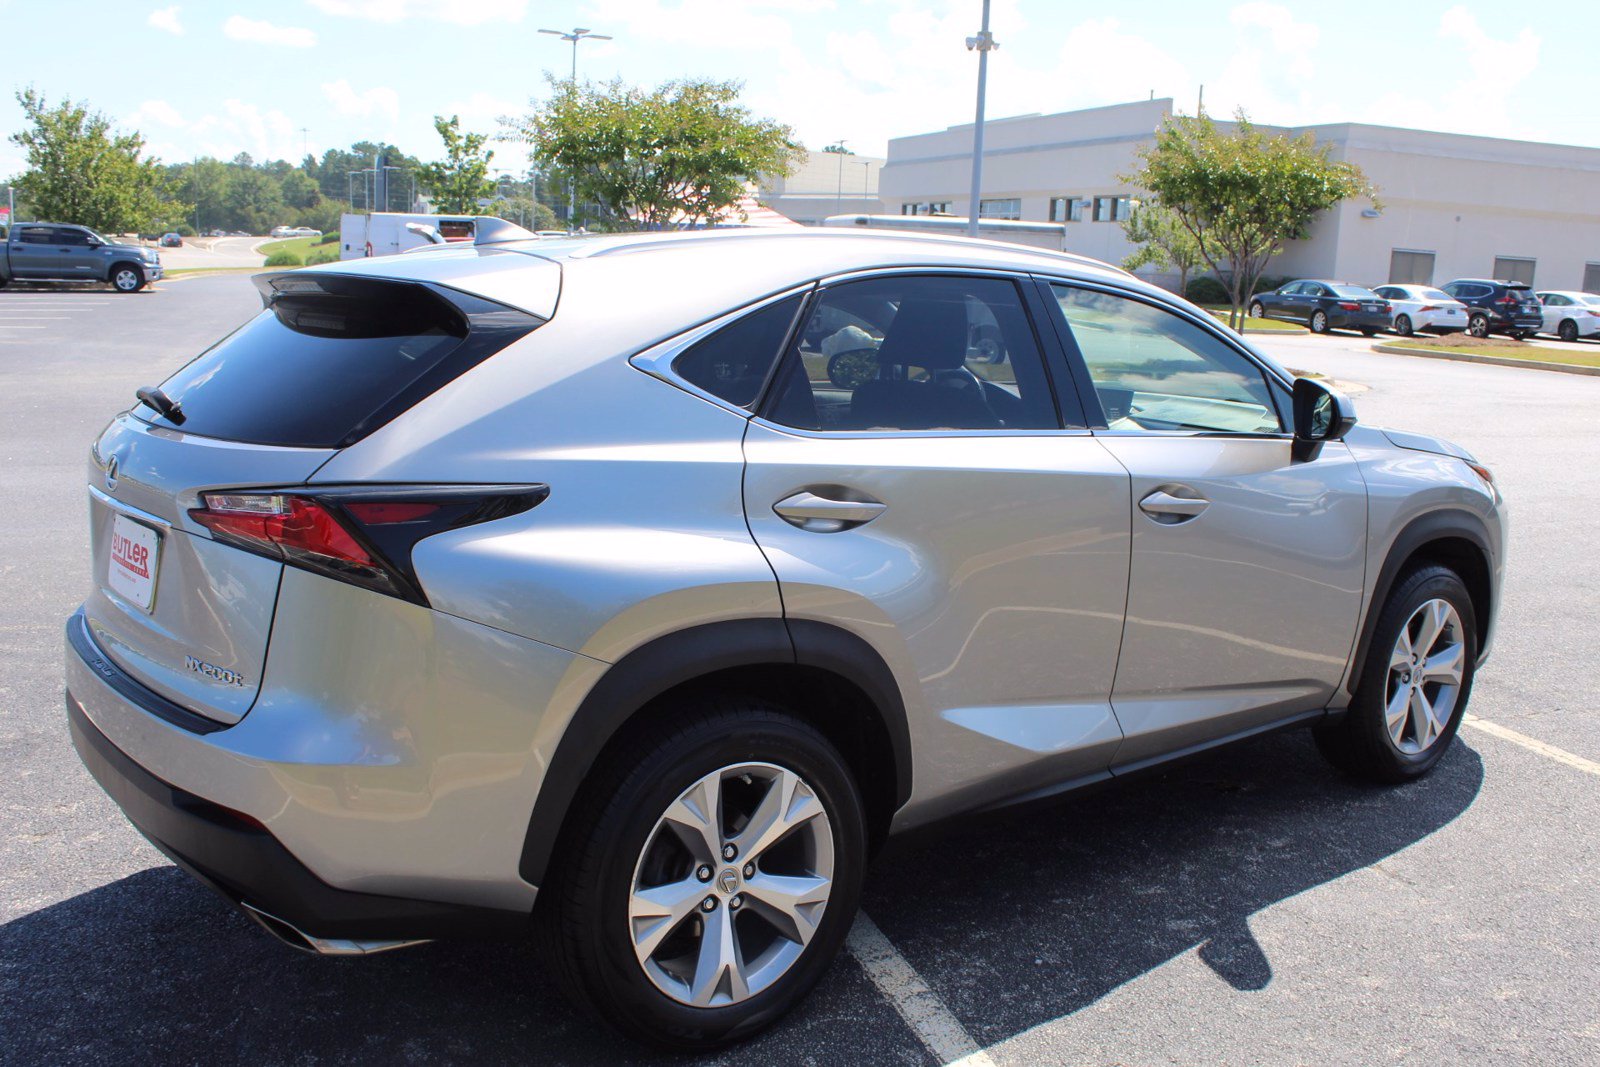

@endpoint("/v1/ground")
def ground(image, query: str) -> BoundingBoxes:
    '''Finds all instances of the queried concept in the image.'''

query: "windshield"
[82,228,108,244]
[1330,285,1379,299]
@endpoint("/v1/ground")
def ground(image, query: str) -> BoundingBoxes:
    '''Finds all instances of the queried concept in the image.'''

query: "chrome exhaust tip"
[241,904,431,956]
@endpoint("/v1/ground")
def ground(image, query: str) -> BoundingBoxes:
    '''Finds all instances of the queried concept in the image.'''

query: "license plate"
[1363,304,1380,312]
[107,513,161,612]
[1446,309,1459,315]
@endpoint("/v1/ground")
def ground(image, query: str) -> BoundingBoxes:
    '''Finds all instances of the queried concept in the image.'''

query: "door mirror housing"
[1292,377,1356,459]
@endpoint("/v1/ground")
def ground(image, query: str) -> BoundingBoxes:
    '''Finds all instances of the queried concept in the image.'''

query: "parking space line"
[847,912,997,1067]
[1463,715,1600,777]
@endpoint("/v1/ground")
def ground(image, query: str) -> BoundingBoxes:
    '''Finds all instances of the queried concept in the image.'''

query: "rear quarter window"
[141,274,541,449]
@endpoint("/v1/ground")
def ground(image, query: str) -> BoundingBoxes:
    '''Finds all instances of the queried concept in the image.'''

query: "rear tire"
[1360,327,1378,338]
[1510,330,1530,341]
[1467,314,1489,338]
[111,264,145,293]
[1309,309,1329,334]
[1559,319,1579,343]
[1315,565,1477,784]
[1394,314,1414,337]
[536,698,866,1050]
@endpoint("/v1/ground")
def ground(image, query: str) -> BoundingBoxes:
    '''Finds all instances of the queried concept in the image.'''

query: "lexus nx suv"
[66,224,1505,1049]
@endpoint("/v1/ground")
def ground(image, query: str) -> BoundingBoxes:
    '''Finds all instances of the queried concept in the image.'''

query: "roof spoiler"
[474,216,537,246]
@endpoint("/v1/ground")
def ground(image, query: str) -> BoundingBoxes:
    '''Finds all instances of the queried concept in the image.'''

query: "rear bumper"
[66,688,524,941]
[1331,310,1391,329]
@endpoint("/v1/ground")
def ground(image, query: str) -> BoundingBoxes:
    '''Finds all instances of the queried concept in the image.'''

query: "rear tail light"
[1419,305,1440,312]
[1338,301,1360,311]
[190,484,548,604]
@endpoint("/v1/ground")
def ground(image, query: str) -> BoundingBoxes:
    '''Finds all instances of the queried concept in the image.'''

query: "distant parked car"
[292,227,323,238]
[1249,280,1391,336]
[1533,291,1600,342]
[159,233,183,248]
[270,226,294,239]
[1440,279,1543,340]
[1372,285,1469,336]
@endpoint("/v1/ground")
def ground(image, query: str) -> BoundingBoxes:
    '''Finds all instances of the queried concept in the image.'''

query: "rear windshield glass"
[1330,285,1379,299]
[1581,295,1600,306]
[142,276,537,448]
[1418,288,1454,301]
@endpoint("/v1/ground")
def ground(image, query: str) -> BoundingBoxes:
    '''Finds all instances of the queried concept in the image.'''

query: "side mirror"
[1292,377,1356,460]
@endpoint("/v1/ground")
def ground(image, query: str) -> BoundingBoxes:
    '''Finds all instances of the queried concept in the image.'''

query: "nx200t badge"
[185,655,246,687]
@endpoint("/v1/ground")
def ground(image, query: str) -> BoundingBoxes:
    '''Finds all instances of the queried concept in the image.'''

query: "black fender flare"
[1346,508,1494,695]
[518,618,912,887]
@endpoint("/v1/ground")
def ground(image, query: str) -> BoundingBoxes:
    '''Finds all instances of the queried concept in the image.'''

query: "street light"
[965,0,998,238]
[832,139,848,215]
[539,25,612,228]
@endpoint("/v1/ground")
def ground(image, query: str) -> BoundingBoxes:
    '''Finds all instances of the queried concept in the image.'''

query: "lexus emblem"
[717,868,740,895]
[104,454,120,492]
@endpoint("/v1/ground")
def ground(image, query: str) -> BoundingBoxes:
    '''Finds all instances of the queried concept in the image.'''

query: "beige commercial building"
[880,98,1600,294]
[761,149,885,225]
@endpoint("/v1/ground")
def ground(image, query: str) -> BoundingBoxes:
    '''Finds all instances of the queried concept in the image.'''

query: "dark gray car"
[0,223,163,291]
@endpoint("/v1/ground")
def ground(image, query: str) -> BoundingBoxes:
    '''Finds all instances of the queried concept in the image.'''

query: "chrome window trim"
[746,417,1092,441]
[628,283,816,417]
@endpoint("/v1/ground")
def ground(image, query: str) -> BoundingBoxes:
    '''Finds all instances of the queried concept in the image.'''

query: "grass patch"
[258,234,340,267]
[257,235,323,259]
[1380,335,1600,369]
[1200,306,1305,333]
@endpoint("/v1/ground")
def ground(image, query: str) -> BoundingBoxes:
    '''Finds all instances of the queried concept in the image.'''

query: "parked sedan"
[159,233,183,248]
[1372,285,1469,336]
[1441,279,1543,339]
[1250,280,1392,336]
[1534,291,1600,342]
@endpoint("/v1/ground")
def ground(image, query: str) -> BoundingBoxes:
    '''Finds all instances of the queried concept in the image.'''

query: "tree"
[416,115,496,214]
[223,165,287,234]
[1120,202,1205,297]
[1125,112,1376,330]
[505,76,802,229]
[9,88,184,232]
[821,142,854,155]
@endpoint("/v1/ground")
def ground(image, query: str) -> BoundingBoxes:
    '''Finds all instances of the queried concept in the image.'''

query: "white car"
[293,227,323,238]
[269,226,294,239]
[1372,285,1470,336]
[1534,291,1600,342]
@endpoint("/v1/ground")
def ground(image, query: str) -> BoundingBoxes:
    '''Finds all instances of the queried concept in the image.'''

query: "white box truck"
[339,212,480,260]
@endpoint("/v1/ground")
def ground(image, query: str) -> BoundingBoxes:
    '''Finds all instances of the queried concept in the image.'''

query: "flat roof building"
[761,149,885,225]
[880,98,1600,294]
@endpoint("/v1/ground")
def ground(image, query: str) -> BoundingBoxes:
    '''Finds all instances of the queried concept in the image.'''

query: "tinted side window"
[56,228,91,246]
[765,275,1059,433]
[17,227,54,245]
[671,293,804,408]
[1052,285,1281,435]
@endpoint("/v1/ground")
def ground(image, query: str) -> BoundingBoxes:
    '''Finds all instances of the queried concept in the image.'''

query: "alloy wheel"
[1384,598,1465,755]
[628,762,834,1008]
[1249,303,1264,318]
[114,269,140,291]
[1311,310,1327,333]
[1468,315,1489,338]
[1395,314,1413,336]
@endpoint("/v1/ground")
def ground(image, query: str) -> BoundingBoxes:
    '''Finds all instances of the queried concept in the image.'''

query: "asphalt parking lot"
[2,275,1597,1065]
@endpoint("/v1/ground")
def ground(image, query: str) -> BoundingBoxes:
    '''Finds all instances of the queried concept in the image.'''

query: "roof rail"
[474,216,537,246]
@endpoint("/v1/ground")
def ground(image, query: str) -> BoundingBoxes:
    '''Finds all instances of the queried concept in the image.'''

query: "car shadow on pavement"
[1,730,1481,1065]
[861,728,1485,1047]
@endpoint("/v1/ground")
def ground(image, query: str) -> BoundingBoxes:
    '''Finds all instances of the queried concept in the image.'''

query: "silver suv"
[66,226,1505,1048]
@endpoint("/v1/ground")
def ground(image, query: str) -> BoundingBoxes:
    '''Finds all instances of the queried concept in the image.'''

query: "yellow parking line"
[1462,715,1600,777]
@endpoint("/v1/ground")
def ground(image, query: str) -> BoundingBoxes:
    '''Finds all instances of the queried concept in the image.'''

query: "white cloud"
[147,5,182,35]
[223,15,317,47]
[307,0,528,25]
[322,79,401,124]
[1441,5,1540,89]
[130,99,186,128]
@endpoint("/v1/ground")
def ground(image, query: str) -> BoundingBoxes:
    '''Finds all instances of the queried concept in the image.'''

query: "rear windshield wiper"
[136,385,185,425]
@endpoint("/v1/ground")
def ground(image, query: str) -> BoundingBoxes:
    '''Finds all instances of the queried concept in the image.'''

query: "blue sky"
[0,0,1592,181]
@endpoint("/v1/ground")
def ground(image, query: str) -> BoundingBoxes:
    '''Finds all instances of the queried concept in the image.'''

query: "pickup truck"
[0,222,163,292]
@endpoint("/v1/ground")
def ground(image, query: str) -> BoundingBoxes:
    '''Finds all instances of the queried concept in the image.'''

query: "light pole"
[856,160,872,207]
[965,0,998,238]
[833,140,848,215]
[539,25,612,229]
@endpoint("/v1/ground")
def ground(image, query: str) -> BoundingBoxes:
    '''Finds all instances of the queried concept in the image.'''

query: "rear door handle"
[1138,488,1209,524]
[773,491,887,532]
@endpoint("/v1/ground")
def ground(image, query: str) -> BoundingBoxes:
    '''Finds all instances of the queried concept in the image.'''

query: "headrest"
[874,298,970,370]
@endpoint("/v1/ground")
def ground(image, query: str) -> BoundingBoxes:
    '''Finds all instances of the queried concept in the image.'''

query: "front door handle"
[1139,488,1209,524]
[773,491,887,532]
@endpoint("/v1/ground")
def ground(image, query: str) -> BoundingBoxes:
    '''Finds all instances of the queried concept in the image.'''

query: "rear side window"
[672,293,804,408]
[17,227,53,244]
[142,274,541,449]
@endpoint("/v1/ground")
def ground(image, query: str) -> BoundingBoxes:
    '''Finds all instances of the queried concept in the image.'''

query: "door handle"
[1138,488,1209,524]
[773,491,886,532]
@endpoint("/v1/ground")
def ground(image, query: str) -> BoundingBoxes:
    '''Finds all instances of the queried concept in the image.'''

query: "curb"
[1370,343,1600,377]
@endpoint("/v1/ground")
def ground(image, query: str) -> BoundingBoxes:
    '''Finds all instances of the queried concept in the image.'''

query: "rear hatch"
[80,270,545,725]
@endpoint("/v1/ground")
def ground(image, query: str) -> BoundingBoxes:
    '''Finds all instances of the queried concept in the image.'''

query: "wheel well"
[586,663,901,853]
[1398,536,1492,650]
[109,260,143,278]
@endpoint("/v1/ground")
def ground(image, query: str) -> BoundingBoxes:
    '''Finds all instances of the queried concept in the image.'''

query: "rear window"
[672,293,804,407]
[141,274,540,449]
[1330,285,1379,299]
[1418,288,1453,301]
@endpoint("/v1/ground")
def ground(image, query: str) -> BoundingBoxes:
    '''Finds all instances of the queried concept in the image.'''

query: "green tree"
[1120,202,1205,297]
[281,168,321,210]
[1125,112,1376,330]
[9,88,184,232]
[416,115,496,214]
[506,76,802,228]
[223,165,287,234]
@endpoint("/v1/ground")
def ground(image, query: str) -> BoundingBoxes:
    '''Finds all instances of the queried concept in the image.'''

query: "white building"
[760,149,885,225]
[880,99,1600,294]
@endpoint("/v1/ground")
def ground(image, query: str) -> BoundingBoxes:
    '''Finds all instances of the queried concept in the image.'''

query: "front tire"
[537,699,867,1050]
[1467,314,1489,338]
[111,264,145,293]
[1315,564,1477,783]
[1309,309,1329,334]
[1394,314,1414,337]
[1248,301,1265,319]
